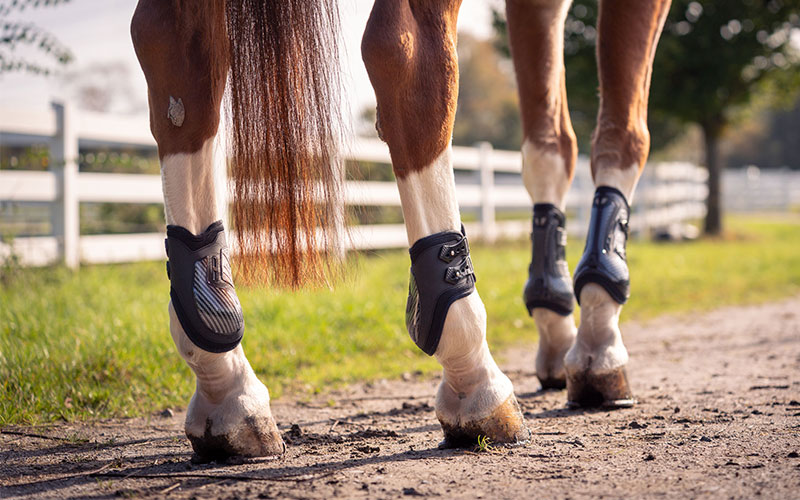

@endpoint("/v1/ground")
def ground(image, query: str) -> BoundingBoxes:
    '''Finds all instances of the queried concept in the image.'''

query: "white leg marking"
[567,165,638,373]
[161,138,225,235]
[395,148,461,245]
[521,140,572,210]
[396,148,514,424]
[593,163,640,202]
[170,305,274,441]
[533,309,577,380]
[521,140,577,381]
[565,283,629,374]
[162,137,277,452]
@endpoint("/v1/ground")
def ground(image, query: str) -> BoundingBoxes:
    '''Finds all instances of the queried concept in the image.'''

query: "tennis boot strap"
[523,203,575,316]
[573,186,631,305]
[165,220,244,353]
[406,226,476,356]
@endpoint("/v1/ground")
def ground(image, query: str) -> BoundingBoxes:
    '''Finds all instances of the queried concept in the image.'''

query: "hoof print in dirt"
[566,366,636,409]
[187,416,285,463]
[437,395,531,449]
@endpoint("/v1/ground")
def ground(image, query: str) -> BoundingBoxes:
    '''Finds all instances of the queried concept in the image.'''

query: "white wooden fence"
[723,166,800,212]
[0,102,708,268]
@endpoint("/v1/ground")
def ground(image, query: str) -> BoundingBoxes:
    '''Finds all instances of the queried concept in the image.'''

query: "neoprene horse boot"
[568,186,635,408]
[523,204,575,389]
[407,226,529,447]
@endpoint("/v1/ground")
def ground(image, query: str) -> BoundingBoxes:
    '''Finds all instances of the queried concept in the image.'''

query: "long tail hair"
[225,0,343,288]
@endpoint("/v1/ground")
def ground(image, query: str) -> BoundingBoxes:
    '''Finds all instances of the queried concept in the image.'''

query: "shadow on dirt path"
[2,297,800,499]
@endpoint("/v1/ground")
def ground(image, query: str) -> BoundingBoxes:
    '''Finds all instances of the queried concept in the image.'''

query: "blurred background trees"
[488,0,800,235]
[0,0,73,75]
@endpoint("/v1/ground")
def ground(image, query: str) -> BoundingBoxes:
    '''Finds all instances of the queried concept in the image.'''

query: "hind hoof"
[566,366,635,409]
[538,376,567,391]
[437,394,531,449]
[184,380,286,463]
[188,414,285,463]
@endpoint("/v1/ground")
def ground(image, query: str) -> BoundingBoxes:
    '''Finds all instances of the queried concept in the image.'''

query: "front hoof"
[538,376,567,391]
[437,395,530,449]
[566,366,635,409]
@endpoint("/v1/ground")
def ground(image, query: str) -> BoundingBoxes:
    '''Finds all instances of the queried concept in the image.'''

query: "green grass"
[1,215,799,425]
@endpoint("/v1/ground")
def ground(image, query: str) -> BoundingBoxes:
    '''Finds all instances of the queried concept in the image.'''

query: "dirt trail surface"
[2,298,800,499]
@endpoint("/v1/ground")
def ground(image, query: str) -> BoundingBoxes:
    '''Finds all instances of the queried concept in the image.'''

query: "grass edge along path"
[1,215,799,425]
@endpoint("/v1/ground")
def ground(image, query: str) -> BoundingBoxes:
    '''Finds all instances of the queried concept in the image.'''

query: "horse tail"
[225,0,344,287]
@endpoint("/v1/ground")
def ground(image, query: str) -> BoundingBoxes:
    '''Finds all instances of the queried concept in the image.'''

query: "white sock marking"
[396,147,513,422]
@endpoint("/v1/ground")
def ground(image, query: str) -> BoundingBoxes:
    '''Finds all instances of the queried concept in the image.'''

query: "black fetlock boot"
[523,204,575,317]
[573,186,630,305]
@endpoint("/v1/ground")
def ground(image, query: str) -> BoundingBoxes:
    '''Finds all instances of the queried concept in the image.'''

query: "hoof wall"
[566,366,635,409]
[438,394,531,449]
[187,415,285,463]
[538,376,567,391]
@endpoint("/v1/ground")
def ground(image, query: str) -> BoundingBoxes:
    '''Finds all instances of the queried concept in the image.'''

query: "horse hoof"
[185,384,285,463]
[437,394,531,449]
[188,414,285,463]
[538,376,567,391]
[566,365,636,409]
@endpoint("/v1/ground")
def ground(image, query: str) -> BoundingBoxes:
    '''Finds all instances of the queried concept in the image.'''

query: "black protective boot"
[165,221,244,353]
[406,226,476,356]
[523,204,575,316]
[573,186,631,305]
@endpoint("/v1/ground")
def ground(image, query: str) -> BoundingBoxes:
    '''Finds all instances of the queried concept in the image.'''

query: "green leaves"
[0,0,73,75]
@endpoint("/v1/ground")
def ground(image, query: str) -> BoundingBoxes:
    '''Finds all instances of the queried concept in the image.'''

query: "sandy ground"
[2,297,800,499]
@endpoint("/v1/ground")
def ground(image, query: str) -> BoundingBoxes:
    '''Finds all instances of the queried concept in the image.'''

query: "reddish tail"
[225,0,343,287]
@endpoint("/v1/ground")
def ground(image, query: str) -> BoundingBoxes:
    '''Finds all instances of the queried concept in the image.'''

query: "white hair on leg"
[566,283,629,374]
[520,140,578,384]
[521,140,572,211]
[593,163,640,202]
[395,148,460,245]
[161,138,224,234]
[396,148,525,441]
[162,137,282,458]
[566,164,637,377]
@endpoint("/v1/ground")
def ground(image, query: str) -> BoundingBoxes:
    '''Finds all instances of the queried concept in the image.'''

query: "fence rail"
[1,102,709,268]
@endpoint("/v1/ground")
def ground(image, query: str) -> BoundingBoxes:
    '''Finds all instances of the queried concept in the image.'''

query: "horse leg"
[363,0,530,447]
[567,0,671,407]
[131,1,283,460]
[506,0,577,390]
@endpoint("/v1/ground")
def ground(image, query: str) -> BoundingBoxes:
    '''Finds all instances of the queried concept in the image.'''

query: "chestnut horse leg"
[506,0,578,390]
[566,0,671,407]
[362,0,530,447]
[131,0,283,460]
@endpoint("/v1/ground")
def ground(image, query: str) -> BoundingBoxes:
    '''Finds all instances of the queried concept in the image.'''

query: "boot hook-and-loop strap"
[405,226,477,356]
[165,221,244,353]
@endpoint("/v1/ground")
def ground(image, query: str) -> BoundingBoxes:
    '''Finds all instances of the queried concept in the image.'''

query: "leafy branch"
[0,0,73,75]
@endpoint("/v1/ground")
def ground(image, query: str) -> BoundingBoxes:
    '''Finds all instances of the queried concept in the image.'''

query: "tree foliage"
[453,33,522,150]
[0,0,73,75]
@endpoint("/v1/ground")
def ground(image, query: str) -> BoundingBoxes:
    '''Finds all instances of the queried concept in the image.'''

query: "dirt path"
[2,297,800,499]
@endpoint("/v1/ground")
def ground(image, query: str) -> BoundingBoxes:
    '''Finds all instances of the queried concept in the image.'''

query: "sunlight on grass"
[1,215,798,425]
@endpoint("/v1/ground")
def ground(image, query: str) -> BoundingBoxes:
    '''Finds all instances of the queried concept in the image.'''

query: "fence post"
[477,141,495,243]
[51,101,80,269]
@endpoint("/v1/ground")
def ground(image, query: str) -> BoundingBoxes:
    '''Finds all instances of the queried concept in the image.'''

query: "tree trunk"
[702,122,723,235]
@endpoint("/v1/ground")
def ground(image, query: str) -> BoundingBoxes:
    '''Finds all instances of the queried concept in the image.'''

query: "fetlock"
[533,309,576,389]
[564,284,634,408]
